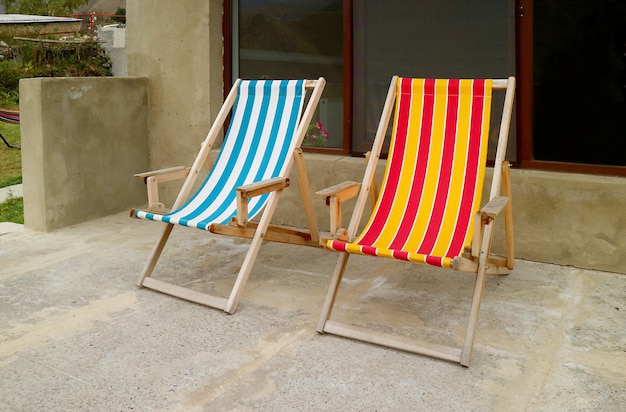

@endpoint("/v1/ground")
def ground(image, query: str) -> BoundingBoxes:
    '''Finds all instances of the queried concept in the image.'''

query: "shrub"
[0,38,112,108]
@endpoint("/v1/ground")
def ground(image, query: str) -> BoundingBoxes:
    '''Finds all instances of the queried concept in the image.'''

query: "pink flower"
[321,129,329,138]
[315,121,323,130]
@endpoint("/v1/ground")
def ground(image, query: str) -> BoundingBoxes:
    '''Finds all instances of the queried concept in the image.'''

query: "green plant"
[0,39,113,109]
[12,40,112,78]
[0,193,23,224]
[113,7,127,24]
[0,61,22,108]
[303,121,329,147]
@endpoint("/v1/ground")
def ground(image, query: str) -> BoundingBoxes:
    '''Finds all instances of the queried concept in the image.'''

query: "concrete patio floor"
[1,211,625,411]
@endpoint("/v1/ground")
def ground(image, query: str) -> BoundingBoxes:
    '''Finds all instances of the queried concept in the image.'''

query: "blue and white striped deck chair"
[132,78,326,314]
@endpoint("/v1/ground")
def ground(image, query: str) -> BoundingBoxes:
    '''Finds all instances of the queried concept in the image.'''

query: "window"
[518,0,626,175]
[229,0,515,156]
[228,1,626,175]
[229,0,346,151]
[351,1,516,156]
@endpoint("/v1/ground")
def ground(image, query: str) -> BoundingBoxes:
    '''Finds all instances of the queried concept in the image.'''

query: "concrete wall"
[273,155,626,274]
[98,26,127,76]
[20,76,149,231]
[509,168,626,272]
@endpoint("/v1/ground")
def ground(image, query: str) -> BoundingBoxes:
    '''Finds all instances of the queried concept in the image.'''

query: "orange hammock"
[0,109,19,125]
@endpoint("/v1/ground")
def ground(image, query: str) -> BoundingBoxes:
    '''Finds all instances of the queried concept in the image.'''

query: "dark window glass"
[352,1,516,157]
[533,0,626,165]
[235,0,344,149]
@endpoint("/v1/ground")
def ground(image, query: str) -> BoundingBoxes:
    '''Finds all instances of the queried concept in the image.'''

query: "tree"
[0,0,89,16]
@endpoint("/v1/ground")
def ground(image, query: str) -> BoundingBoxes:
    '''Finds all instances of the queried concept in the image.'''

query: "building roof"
[0,14,81,24]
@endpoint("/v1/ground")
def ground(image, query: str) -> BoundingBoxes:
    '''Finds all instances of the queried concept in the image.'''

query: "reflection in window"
[235,0,344,148]
[351,1,516,157]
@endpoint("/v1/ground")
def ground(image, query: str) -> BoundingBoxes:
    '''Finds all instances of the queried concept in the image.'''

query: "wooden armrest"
[237,177,290,199]
[235,177,290,226]
[134,166,191,213]
[315,181,360,236]
[480,196,509,219]
[134,166,191,183]
[315,181,361,205]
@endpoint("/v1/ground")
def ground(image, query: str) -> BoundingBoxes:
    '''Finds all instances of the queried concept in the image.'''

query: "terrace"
[1,210,624,410]
[1,1,625,409]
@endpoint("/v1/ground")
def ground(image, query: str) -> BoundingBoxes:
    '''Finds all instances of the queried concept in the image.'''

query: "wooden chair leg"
[460,219,495,366]
[224,190,284,314]
[137,223,174,286]
[317,252,351,332]
[501,161,514,270]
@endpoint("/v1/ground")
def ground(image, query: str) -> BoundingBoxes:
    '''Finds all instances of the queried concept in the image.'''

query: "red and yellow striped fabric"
[328,78,493,268]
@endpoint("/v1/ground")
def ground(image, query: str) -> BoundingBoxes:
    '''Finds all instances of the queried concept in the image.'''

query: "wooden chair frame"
[316,76,516,366]
[134,78,326,314]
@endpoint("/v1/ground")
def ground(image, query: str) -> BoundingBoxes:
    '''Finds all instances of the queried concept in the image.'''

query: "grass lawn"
[0,195,23,224]
[0,122,21,187]
[0,121,23,223]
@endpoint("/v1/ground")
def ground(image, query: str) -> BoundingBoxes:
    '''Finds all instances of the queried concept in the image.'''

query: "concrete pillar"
[126,0,224,206]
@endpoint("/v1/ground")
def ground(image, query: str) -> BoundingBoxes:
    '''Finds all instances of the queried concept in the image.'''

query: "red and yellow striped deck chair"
[316,76,516,366]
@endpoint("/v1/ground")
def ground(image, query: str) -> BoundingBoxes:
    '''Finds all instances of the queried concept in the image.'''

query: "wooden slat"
[134,166,190,181]
[480,196,509,219]
[209,222,323,247]
[315,181,360,201]
[294,148,319,243]
[364,151,379,206]
[450,255,511,275]
[322,321,462,364]
[142,277,228,310]
[491,79,509,89]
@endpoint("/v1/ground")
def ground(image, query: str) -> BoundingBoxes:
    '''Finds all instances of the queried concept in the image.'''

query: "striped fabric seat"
[133,79,306,230]
[327,78,492,268]
[0,109,20,125]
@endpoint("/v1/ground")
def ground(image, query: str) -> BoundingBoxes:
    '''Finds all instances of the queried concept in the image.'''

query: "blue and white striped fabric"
[133,79,306,230]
